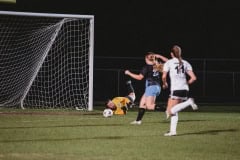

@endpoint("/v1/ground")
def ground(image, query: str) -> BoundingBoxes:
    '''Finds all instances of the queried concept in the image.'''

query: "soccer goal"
[0,11,94,111]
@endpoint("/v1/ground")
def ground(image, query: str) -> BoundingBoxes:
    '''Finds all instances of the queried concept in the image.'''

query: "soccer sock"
[126,81,135,93]
[170,113,178,133]
[136,108,146,121]
[170,98,192,115]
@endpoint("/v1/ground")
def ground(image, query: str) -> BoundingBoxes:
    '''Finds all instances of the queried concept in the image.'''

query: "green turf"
[0,106,239,160]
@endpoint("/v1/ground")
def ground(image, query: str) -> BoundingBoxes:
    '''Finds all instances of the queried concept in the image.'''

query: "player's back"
[165,58,192,91]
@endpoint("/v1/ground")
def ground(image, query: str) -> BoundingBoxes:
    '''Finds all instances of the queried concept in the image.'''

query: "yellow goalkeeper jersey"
[111,97,131,115]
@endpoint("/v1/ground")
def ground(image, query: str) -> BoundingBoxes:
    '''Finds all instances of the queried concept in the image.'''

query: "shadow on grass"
[0,129,238,143]
[149,119,208,124]
[0,123,125,129]
[178,128,238,136]
[0,136,126,143]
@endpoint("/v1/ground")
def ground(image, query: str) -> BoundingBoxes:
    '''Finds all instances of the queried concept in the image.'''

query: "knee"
[146,104,155,110]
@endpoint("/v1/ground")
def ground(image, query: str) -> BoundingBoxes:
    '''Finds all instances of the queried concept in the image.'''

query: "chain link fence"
[94,57,240,105]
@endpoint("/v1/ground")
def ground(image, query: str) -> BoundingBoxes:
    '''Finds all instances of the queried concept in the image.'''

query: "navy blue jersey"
[140,64,161,86]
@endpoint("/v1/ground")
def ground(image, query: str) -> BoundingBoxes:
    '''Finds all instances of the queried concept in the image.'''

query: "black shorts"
[170,90,189,100]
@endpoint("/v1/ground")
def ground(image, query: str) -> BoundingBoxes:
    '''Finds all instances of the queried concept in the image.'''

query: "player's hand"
[125,70,130,75]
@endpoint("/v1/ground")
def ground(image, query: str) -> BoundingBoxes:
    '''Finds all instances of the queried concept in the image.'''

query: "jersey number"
[175,65,185,74]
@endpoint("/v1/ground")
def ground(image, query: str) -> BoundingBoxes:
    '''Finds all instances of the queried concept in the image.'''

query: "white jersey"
[163,57,193,91]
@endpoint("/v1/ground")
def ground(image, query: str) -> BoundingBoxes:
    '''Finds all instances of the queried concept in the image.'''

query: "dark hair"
[105,99,111,108]
[146,52,155,62]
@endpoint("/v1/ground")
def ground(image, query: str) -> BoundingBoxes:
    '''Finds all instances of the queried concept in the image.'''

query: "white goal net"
[0,11,94,110]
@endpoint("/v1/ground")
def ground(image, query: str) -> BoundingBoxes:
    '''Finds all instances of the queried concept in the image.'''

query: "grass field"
[0,105,239,160]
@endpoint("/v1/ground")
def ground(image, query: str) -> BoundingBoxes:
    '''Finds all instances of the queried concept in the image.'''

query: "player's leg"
[164,98,181,136]
[166,90,184,119]
[164,112,178,136]
[126,80,134,94]
[165,99,198,136]
[145,85,160,110]
[131,84,160,125]
[165,98,179,119]
[145,96,156,110]
[130,95,146,125]
[126,80,136,108]
[171,98,198,115]
[126,93,136,108]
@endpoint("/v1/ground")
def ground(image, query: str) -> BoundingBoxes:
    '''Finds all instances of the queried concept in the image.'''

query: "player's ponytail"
[171,45,183,67]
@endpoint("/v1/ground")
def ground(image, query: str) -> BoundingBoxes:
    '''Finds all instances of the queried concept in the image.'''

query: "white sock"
[170,113,178,133]
[171,98,192,115]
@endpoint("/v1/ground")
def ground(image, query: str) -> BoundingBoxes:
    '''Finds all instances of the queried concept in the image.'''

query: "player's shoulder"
[165,58,176,65]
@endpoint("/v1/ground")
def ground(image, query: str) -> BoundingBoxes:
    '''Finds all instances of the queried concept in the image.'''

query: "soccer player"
[162,45,198,136]
[106,80,136,115]
[125,52,168,124]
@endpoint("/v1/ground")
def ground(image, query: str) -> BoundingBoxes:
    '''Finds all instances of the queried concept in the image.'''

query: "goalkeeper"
[106,80,136,115]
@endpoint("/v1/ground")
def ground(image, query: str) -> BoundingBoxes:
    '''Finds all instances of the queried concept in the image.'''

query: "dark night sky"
[1,0,240,59]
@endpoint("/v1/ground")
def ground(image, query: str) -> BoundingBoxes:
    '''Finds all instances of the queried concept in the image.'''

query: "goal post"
[0,11,94,111]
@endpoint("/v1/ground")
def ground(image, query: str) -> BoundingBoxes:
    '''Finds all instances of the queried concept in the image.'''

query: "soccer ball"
[103,108,113,118]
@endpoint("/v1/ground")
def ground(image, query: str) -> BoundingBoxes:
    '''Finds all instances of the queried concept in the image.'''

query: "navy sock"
[136,108,146,121]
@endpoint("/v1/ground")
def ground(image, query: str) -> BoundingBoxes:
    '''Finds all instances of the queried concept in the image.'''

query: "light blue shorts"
[144,85,161,96]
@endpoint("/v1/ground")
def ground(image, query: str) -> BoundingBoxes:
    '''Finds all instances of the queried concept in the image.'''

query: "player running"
[162,45,198,136]
[125,52,168,124]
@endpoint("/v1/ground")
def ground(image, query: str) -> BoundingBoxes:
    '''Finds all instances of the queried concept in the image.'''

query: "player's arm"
[186,70,197,85]
[162,61,169,89]
[125,70,144,80]
[162,71,168,89]
[147,52,169,62]
[154,54,168,62]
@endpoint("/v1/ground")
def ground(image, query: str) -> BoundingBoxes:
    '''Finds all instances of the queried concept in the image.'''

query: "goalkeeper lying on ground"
[106,80,135,115]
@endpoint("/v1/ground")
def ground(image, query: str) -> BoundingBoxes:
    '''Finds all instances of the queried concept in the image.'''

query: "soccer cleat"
[164,131,177,136]
[126,80,132,85]
[189,98,198,110]
[130,120,142,125]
